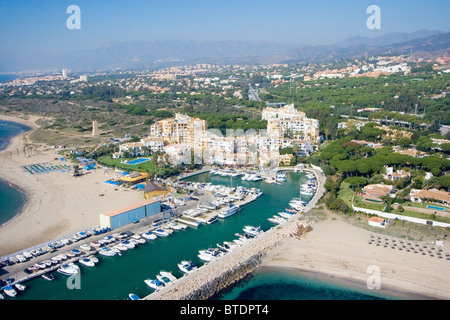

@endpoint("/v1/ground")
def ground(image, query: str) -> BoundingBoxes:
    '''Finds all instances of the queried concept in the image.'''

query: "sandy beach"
[260,212,450,300]
[0,114,144,257]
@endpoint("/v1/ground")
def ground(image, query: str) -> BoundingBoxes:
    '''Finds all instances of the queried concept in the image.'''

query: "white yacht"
[3,285,17,298]
[98,247,116,256]
[218,203,239,219]
[57,263,80,276]
[14,283,26,292]
[144,279,165,291]
[198,248,223,262]
[79,257,96,267]
[157,271,177,285]
[268,215,286,224]
[128,293,140,300]
[141,231,157,240]
[243,226,263,237]
[120,240,135,249]
[217,241,237,252]
[89,255,99,263]
[178,260,197,274]
[152,228,170,237]
[278,211,294,219]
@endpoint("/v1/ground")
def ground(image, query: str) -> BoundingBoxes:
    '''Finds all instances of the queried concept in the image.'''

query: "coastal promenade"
[144,166,326,300]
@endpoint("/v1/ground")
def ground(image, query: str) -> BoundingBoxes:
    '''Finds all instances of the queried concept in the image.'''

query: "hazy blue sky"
[1,0,449,71]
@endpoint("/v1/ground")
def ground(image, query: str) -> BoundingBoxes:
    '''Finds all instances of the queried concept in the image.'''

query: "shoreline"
[0,114,37,227]
[258,212,450,300]
[0,112,145,257]
[253,265,437,300]
[0,177,29,228]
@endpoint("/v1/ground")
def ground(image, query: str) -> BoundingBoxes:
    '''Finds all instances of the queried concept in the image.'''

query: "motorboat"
[41,273,54,281]
[79,244,92,251]
[57,263,80,276]
[144,279,165,291]
[157,271,177,285]
[198,248,223,262]
[217,203,239,219]
[113,243,128,251]
[141,231,157,240]
[71,249,82,255]
[178,260,197,274]
[65,251,76,258]
[278,211,294,219]
[217,241,237,252]
[34,262,47,269]
[167,222,185,230]
[128,293,140,300]
[206,215,218,224]
[14,283,26,291]
[268,215,286,224]
[98,247,116,256]
[120,240,135,249]
[152,228,170,237]
[88,255,99,264]
[243,226,263,237]
[233,233,249,245]
[3,285,17,297]
[79,257,96,267]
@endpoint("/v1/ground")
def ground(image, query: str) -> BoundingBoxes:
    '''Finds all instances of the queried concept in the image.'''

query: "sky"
[0,0,449,72]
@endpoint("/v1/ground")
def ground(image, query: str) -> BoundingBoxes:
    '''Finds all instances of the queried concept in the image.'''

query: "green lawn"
[97,156,157,173]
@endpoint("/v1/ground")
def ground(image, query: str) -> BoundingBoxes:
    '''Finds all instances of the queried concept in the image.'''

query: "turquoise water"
[126,158,150,165]
[427,206,445,211]
[0,120,31,226]
[9,171,316,300]
[212,268,395,300]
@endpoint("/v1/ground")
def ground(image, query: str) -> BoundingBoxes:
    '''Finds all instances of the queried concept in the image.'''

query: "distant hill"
[4,29,450,72]
[273,31,450,64]
[332,29,444,47]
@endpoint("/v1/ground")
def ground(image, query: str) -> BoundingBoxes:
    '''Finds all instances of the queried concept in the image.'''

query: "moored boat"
[217,203,239,219]
[79,257,95,267]
[178,260,197,274]
[57,263,79,276]
[141,231,157,240]
[98,247,116,256]
[152,228,170,237]
[144,279,165,291]
[243,225,263,237]
[41,273,54,281]
[198,248,223,262]
[3,285,17,297]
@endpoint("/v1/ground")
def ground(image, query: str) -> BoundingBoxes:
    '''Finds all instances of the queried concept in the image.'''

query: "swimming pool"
[125,158,150,165]
[427,205,446,211]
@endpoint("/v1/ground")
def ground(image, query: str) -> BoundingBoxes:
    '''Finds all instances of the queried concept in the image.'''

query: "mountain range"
[6,29,450,73]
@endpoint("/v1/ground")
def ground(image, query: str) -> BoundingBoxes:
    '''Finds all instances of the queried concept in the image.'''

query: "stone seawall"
[145,220,311,300]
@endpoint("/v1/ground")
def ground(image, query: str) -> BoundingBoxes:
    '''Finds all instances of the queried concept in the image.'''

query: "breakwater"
[145,220,312,300]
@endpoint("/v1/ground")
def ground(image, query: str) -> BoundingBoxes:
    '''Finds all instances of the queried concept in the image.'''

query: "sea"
[0,120,31,226]
[0,148,401,301]
[0,74,18,83]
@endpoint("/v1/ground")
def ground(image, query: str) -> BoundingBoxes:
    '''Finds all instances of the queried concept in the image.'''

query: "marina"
[0,168,320,300]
